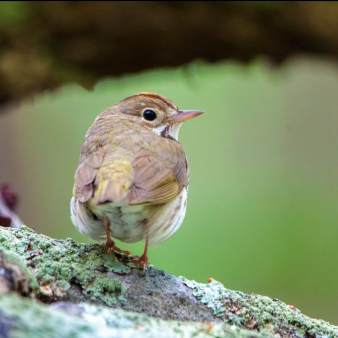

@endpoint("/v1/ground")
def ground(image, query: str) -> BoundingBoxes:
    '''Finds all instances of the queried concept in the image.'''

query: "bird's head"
[113,92,203,140]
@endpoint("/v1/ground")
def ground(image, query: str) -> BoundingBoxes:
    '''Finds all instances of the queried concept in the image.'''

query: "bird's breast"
[89,199,151,243]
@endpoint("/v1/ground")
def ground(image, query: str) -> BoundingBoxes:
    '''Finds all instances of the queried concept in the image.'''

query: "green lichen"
[0,293,276,338]
[180,277,228,317]
[0,226,126,305]
[84,276,125,306]
[180,277,338,338]
[103,254,131,274]
[233,294,338,338]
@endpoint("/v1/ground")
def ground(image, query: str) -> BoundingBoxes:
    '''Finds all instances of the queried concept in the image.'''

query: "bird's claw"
[105,240,133,256]
[130,254,149,271]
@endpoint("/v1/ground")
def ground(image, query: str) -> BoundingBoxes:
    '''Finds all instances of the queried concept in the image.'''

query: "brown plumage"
[70,93,203,269]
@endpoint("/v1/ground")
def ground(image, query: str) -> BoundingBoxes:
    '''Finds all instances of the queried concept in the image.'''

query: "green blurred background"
[1,58,338,324]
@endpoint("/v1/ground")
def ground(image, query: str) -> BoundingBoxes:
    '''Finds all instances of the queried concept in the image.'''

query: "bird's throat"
[154,123,182,140]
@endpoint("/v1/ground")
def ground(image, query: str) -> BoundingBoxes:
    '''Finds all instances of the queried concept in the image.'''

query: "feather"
[126,148,183,205]
[92,177,131,205]
[73,152,104,202]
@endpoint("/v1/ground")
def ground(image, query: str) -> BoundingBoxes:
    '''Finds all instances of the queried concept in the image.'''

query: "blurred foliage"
[0,1,28,27]
[3,1,338,104]
[0,58,338,325]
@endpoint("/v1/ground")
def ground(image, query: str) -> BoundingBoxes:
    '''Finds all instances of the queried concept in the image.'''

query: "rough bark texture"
[0,226,337,338]
[1,1,338,107]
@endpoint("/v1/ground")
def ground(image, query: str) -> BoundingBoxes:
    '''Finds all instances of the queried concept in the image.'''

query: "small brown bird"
[70,93,203,269]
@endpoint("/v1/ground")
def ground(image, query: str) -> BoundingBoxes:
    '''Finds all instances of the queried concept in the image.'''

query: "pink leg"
[131,237,149,271]
[104,216,133,256]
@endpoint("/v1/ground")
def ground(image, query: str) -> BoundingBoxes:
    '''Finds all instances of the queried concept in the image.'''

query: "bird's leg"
[131,237,149,271]
[103,216,133,256]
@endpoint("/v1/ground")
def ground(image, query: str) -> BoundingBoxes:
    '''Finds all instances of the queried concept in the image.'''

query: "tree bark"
[1,2,338,107]
[0,226,336,338]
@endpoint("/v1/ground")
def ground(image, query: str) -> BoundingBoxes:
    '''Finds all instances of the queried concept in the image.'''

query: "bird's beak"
[167,110,204,124]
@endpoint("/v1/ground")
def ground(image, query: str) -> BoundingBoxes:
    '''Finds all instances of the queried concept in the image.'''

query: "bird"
[70,92,203,269]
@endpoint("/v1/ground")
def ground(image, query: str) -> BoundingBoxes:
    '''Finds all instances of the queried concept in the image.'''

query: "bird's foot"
[130,253,149,271]
[105,239,133,256]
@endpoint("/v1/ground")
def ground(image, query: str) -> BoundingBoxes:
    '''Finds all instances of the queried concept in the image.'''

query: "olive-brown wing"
[126,148,188,205]
[73,152,104,203]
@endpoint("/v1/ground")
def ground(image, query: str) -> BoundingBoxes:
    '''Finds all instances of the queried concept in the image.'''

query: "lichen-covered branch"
[0,226,337,338]
[1,2,338,107]
[0,226,219,322]
[0,294,276,338]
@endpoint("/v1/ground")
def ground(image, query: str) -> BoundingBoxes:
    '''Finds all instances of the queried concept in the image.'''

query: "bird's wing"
[73,152,104,203]
[73,145,188,206]
[126,148,188,205]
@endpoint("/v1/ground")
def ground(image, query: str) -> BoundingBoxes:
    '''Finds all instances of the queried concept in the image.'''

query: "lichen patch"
[180,277,338,338]
[0,226,126,305]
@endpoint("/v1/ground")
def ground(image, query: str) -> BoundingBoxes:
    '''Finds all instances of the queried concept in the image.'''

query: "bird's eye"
[142,109,157,121]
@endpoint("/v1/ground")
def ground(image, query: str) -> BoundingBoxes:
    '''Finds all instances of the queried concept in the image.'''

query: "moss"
[0,293,275,338]
[84,276,125,306]
[0,226,126,305]
[102,254,131,274]
[180,277,338,338]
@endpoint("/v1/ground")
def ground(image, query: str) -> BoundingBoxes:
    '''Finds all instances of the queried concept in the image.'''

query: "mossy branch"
[0,226,336,338]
